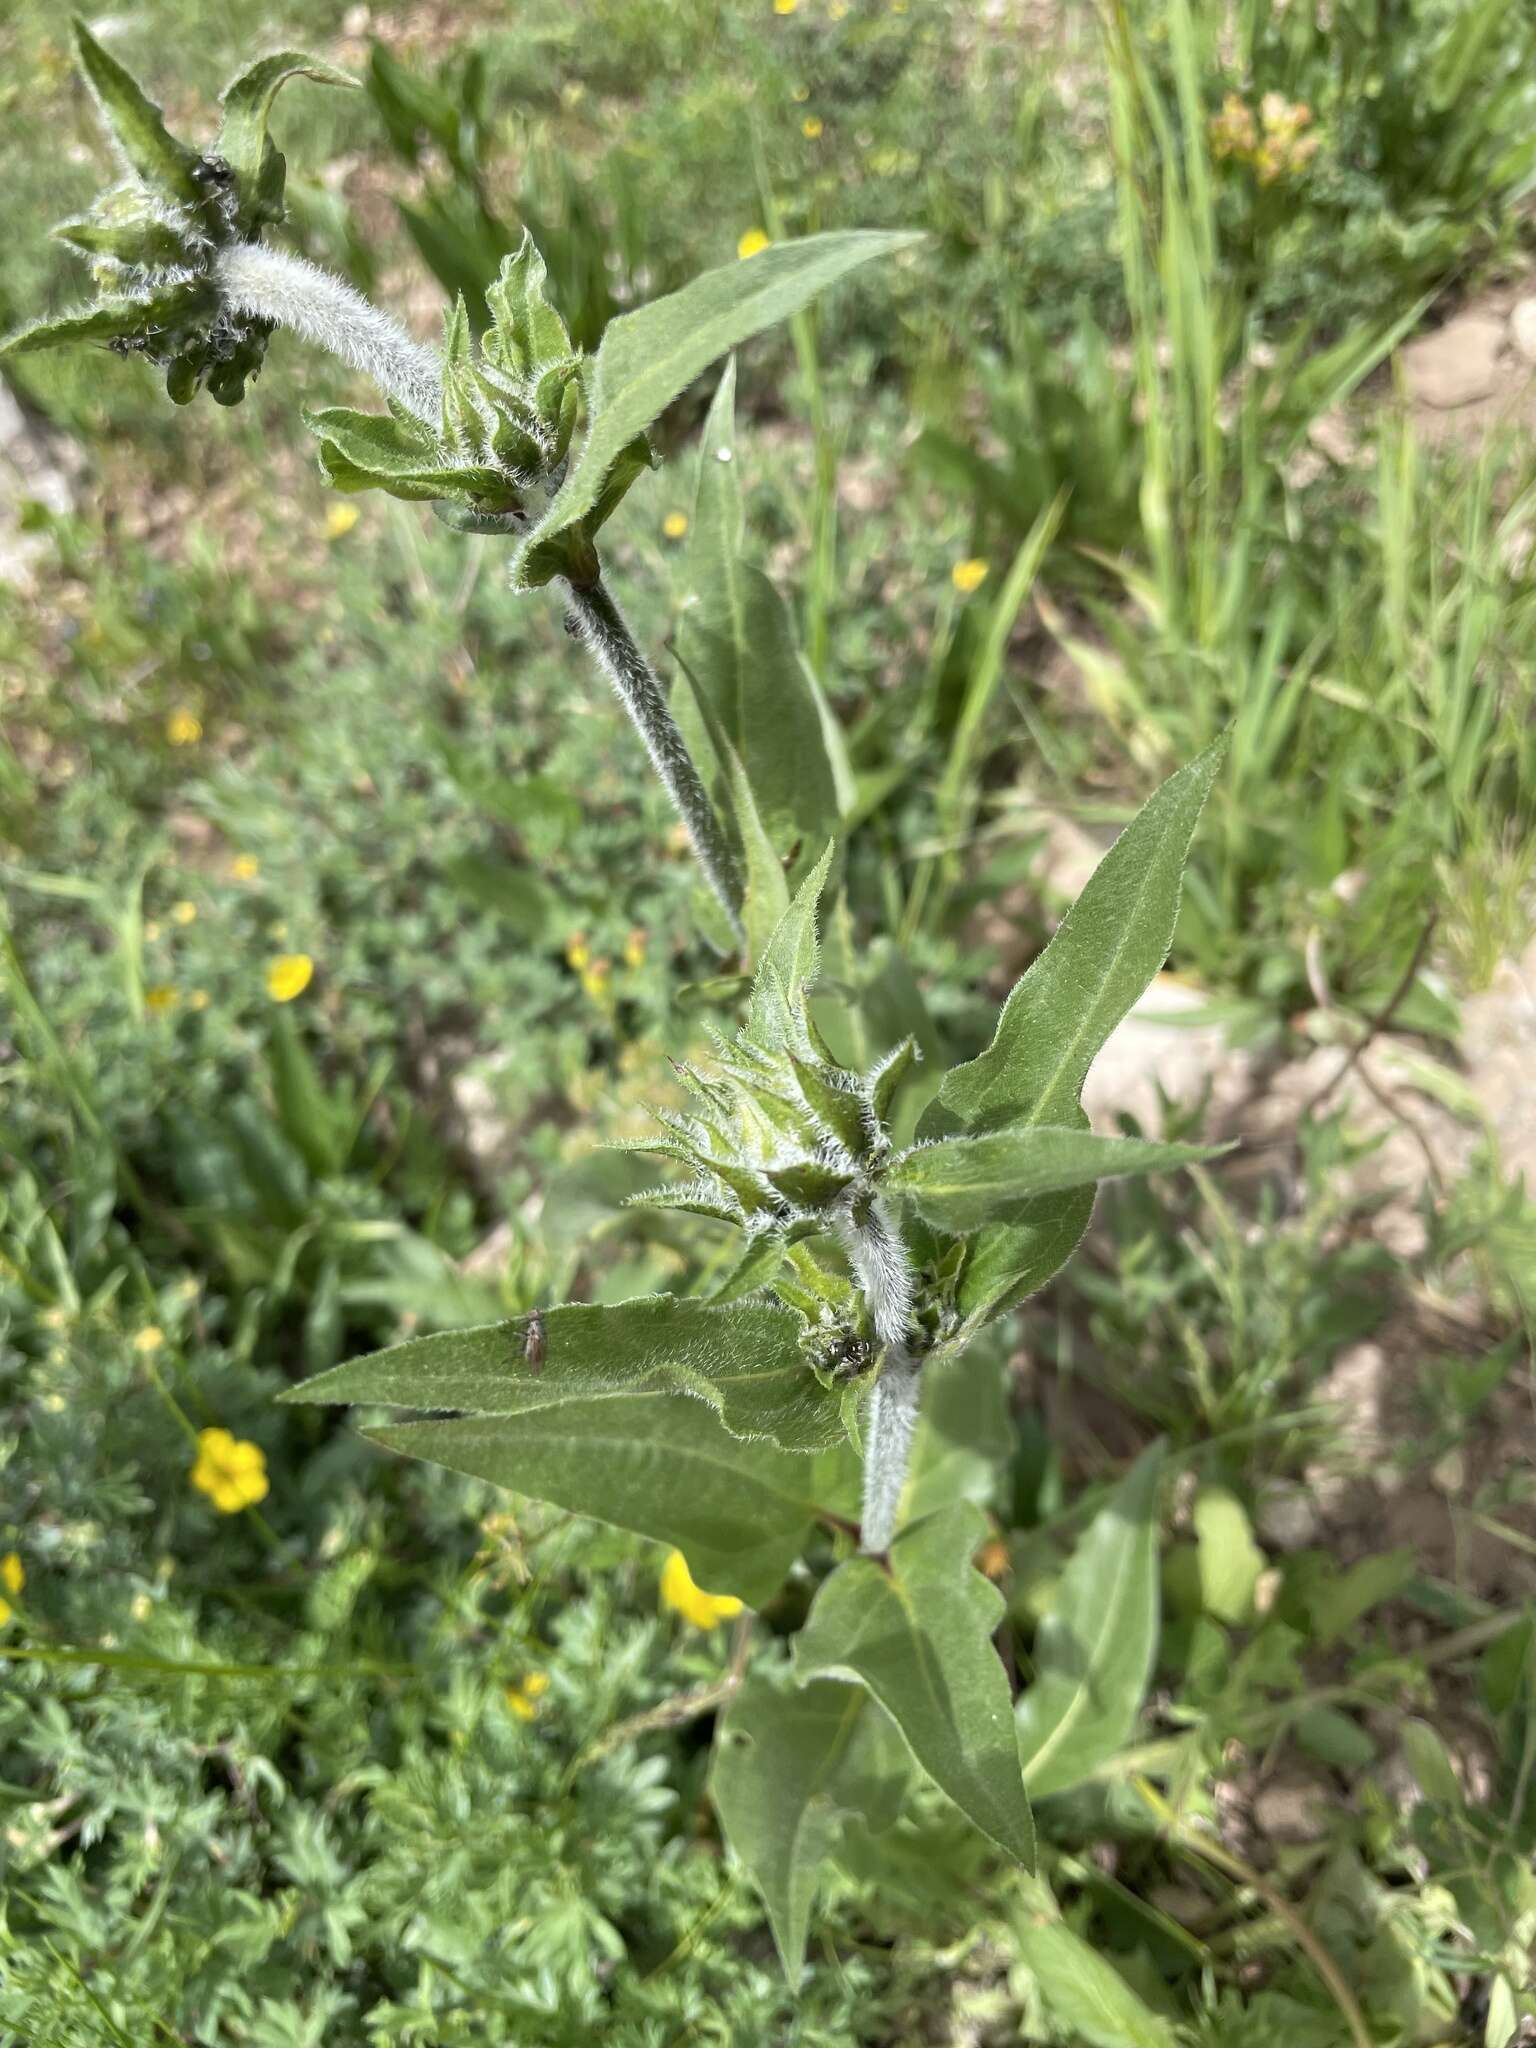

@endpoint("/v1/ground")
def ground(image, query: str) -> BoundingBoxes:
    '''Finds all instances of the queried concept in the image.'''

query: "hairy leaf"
[888,1128,1226,1233]
[216,51,356,229]
[711,1672,908,1977]
[795,1502,1034,1865]
[746,842,834,1053]
[282,1295,841,1452]
[73,20,200,200]
[367,1397,818,1606]
[511,231,920,583]
[1016,1444,1163,1798]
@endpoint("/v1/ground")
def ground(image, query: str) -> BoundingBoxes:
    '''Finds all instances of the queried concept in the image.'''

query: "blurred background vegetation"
[2,0,1535,2041]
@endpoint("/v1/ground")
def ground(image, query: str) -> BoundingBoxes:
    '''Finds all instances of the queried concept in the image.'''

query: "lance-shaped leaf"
[935,738,1227,1326]
[2,293,204,357]
[282,1295,842,1452]
[215,51,357,230]
[367,1395,818,1607]
[886,1128,1227,1234]
[484,230,573,377]
[938,737,1227,1134]
[1015,1444,1164,1799]
[711,1671,910,1978]
[746,842,835,1053]
[73,19,201,201]
[1011,1876,1178,2048]
[511,230,921,584]
[795,1501,1035,1866]
[677,363,838,848]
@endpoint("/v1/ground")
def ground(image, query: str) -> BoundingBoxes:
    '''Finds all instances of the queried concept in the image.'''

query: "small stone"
[1400,315,1505,410]
[1510,297,1536,365]
[1252,1771,1332,1846]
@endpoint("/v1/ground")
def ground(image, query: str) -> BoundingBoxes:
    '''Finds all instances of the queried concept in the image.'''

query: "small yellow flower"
[622,926,647,970]
[951,557,990,595]
[737,228,771,260]
[1,1553,23,1597]
[579,960,612,1001]
[0,1599,11,1628]
[265,953,314,1003]
[166,708,202,746]
[773,0,799,13]
[801,115,824,139]
[144,985,179,1014]
[231,854,260,881]
[171,900,197,926]
[505,1670,550,1721]
[133,1327,165,1356]
[144,919,163,942]
[131,1591,153,1622]
[189,1428,269,1514]
[660,1550,744,1631]
[188,989,209,1011]
[325,501,361,539]
[565,932,592,972]
[662,510,689,541]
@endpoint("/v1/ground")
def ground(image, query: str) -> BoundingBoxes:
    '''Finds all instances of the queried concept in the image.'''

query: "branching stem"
[562,578,744,941]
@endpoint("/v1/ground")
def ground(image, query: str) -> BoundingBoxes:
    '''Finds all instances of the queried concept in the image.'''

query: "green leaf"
[265,1009,346,1180]
[73,19,200,200]
[439,853,553,937]
[795,1501,1034,1865]
[511,231,921,583]
[282,1295,841,1453]
[1016,1444,1163,1799]
[215,51,357,229]
[677,363,838,847]
[887,1128,1226,1233]
[1012,1878,1178,2048]
[1193,1487,1266,1624]
[483,230,573,378]
[1,291,208,358]
[367,1396,817,1607]
[935,738,1226,1327]
[938,737,1227,1134]
[746,842,834,1053]
[711,1672,908,1978]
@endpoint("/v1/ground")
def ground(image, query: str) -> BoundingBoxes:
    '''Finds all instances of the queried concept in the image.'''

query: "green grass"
[2,0,1535,2041]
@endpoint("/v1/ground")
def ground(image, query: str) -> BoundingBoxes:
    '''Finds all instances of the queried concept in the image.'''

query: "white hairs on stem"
[214,243,443,424]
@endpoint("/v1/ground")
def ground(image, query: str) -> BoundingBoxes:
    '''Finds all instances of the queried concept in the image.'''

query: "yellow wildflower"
[662,510,689,541]
[802,115,824,139]
[565,932,592,972]
[773,0,798,13]
[166,708,202,746]
[189,1428,269,1514]
[737,228,771,260]
[951,557,990,594]
[1,1553,22,1597]
[144,919,162,942]
[622,926,647,970]
[171,899,197,926]
[265,953,314,1002]
[660,1550,744,1631]
[131,1591,153,1622]
[791,82,810,102]
[505,1671,550,1721]
[231,854,260,881]
[144,985,179,1014]
[325,502,361,538]
[134,1327,165,1356]
[579,959,612,1001]
[188,989,209,1011]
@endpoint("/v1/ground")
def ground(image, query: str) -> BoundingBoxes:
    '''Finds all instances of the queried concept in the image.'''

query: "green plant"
[0,23,1246,1982]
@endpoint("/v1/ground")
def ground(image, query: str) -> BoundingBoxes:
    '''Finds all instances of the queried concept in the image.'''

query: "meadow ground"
[2,2,1535,2042]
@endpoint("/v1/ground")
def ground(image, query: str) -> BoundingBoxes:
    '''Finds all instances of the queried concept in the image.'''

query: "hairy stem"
[214,242,443,425]
[838,1195,923,1554]
[562,578,744,941]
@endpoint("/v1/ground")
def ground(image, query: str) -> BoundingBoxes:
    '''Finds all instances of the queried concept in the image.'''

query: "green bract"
[0,23,354,406]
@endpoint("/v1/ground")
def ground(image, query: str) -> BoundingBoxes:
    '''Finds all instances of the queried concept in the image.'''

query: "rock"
[1400,315,1505,409]
[1460,934,1536,1188]
[448,1052,521,1178]
[1251,1769,1333,1847]
[1081,976,1254,1135]
[1254,1480,1323,1552]
[0,380,82,589]
[1510,297,1536,366]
